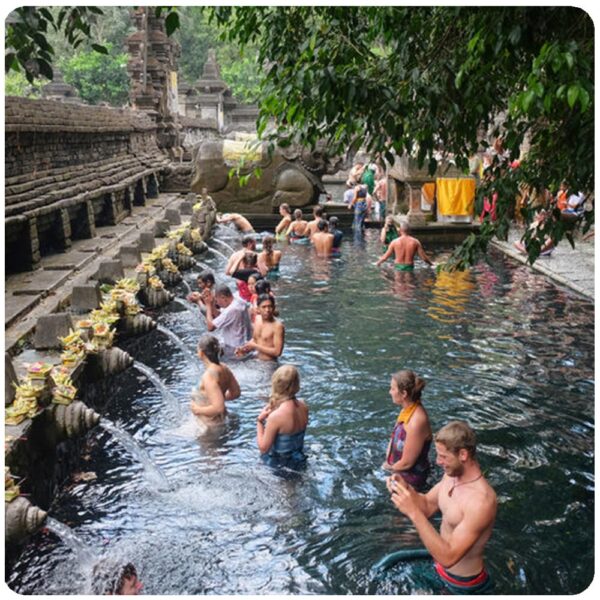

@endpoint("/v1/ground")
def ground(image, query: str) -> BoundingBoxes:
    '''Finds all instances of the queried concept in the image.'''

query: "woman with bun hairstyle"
[383,369,432,489]
[190,334,240,425]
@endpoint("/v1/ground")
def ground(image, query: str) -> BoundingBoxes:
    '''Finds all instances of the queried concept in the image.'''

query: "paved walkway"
[492,226,595,301]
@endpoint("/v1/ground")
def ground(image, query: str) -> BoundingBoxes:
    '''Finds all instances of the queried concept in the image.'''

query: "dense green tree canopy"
[211,6,594,266]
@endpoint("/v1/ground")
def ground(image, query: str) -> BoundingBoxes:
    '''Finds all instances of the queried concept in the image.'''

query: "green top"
[361,169,375,194]
[383,227,399,251]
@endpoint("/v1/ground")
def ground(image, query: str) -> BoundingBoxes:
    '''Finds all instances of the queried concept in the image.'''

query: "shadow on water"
[6,230,594,595]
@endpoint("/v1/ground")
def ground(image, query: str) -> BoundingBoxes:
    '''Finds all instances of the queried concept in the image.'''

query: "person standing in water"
[383,370,432,490]
[256,364,308,463]
[376,221,434,270]
[275,203,293,238]
[286,209,310,242]
[236,295,284,361]
[312,219,335,256]
[257,236,282,276]
[387,421,497,594]
[190,335,240,425]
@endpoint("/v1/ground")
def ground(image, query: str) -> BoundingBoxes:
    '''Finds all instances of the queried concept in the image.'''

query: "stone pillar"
[406,181,427,227]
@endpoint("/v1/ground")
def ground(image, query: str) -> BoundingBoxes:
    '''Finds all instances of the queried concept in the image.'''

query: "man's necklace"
[448,473,483,497]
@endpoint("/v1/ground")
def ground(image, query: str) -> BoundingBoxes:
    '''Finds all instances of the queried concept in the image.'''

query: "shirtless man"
[236,295,284,361]
[225,236,256,276]
[387,421,497,593]
[286,209,309,241]
[275,203,293,237]
[375,221,434,270]
[306,205,324,239]
[217,212,255,233]
[191,334,241,424]
[311,219,334,257]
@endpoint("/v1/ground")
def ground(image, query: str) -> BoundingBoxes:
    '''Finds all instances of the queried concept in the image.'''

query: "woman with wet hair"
[383,369,432,489]
[190,334,240,424]
[256,364,308,462]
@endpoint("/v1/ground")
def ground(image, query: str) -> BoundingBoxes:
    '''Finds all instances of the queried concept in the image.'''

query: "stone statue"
[190,136,349,212]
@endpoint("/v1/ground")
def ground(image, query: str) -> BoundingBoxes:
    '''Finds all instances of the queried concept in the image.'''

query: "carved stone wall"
[5,97,170,273]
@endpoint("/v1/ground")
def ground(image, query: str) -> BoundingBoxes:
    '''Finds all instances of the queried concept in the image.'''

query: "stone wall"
[5,97,171,273]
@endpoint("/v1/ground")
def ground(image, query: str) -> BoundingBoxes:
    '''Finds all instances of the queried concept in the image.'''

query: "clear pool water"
[7,228,594,594]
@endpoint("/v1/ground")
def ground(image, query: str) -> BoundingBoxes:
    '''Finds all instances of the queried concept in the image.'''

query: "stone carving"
[190,137,349,213]
[97,347,134,377]
[5,496,47,544]
[48,401,100,439]
[142,287,174,308]
[117,314,157,337]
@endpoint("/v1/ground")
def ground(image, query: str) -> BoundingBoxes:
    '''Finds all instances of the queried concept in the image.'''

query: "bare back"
[288,220,309,237]
[312,231,334,256]
[391,235,421,265]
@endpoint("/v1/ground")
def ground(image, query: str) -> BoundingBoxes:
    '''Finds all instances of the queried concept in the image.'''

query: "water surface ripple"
[7,230,594,595]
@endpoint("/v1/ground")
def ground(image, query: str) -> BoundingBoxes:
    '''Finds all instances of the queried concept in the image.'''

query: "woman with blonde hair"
[383,369,432,489]
[256,364,308,462]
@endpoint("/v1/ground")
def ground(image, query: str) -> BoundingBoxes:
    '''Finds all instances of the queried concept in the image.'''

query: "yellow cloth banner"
[436,178,476,216]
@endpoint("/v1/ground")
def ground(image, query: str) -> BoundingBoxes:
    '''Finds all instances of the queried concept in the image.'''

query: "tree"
[5,7,108,82]
[61,43,130,106]
[210,6,594,267]
[173,7,261,103]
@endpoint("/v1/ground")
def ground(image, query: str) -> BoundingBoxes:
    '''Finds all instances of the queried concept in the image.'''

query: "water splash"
[156,324,202,376]
[213,223,242,239]
[193,259,212,272]
[205,246,229,262]
[172,297,199,320]
[45,517,98,567]
[180,279,192,295]
[211,237,235,255]
[132,361,184,419]
[100,418,170,491]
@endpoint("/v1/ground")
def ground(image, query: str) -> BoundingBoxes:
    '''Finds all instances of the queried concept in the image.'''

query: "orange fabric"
[557,190,568,211]
[421,183,436,205]
[436,178,476,216]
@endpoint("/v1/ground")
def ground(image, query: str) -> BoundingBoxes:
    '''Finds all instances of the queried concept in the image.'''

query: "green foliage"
[217,45,262,103]
[211,6,594,267]
[4,69,41,97]
[5,7,107,82]
[173,7,261,102]
[60,43,129,106]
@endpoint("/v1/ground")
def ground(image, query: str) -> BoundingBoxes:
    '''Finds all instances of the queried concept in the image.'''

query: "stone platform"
[5,193,186,353]
[492,227,595,301]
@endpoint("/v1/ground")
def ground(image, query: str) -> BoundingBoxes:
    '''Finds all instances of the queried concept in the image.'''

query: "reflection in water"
[6,231,594,595]
[427,268,476,323]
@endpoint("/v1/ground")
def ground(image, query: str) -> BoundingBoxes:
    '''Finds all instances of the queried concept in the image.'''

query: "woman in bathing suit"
[257,236,282,276]
[256,364,309,463]
[275,203,293,238]
[383,369,432,489]
[190,335,241,425]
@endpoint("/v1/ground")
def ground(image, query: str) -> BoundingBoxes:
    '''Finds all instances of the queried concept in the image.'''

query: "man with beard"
[386,421,497,594]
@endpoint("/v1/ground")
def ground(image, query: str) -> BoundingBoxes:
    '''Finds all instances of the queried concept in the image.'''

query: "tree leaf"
[567,84,579,109]
[165,11,181,36]
[37,57,53,80]
[91,44,108,55]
